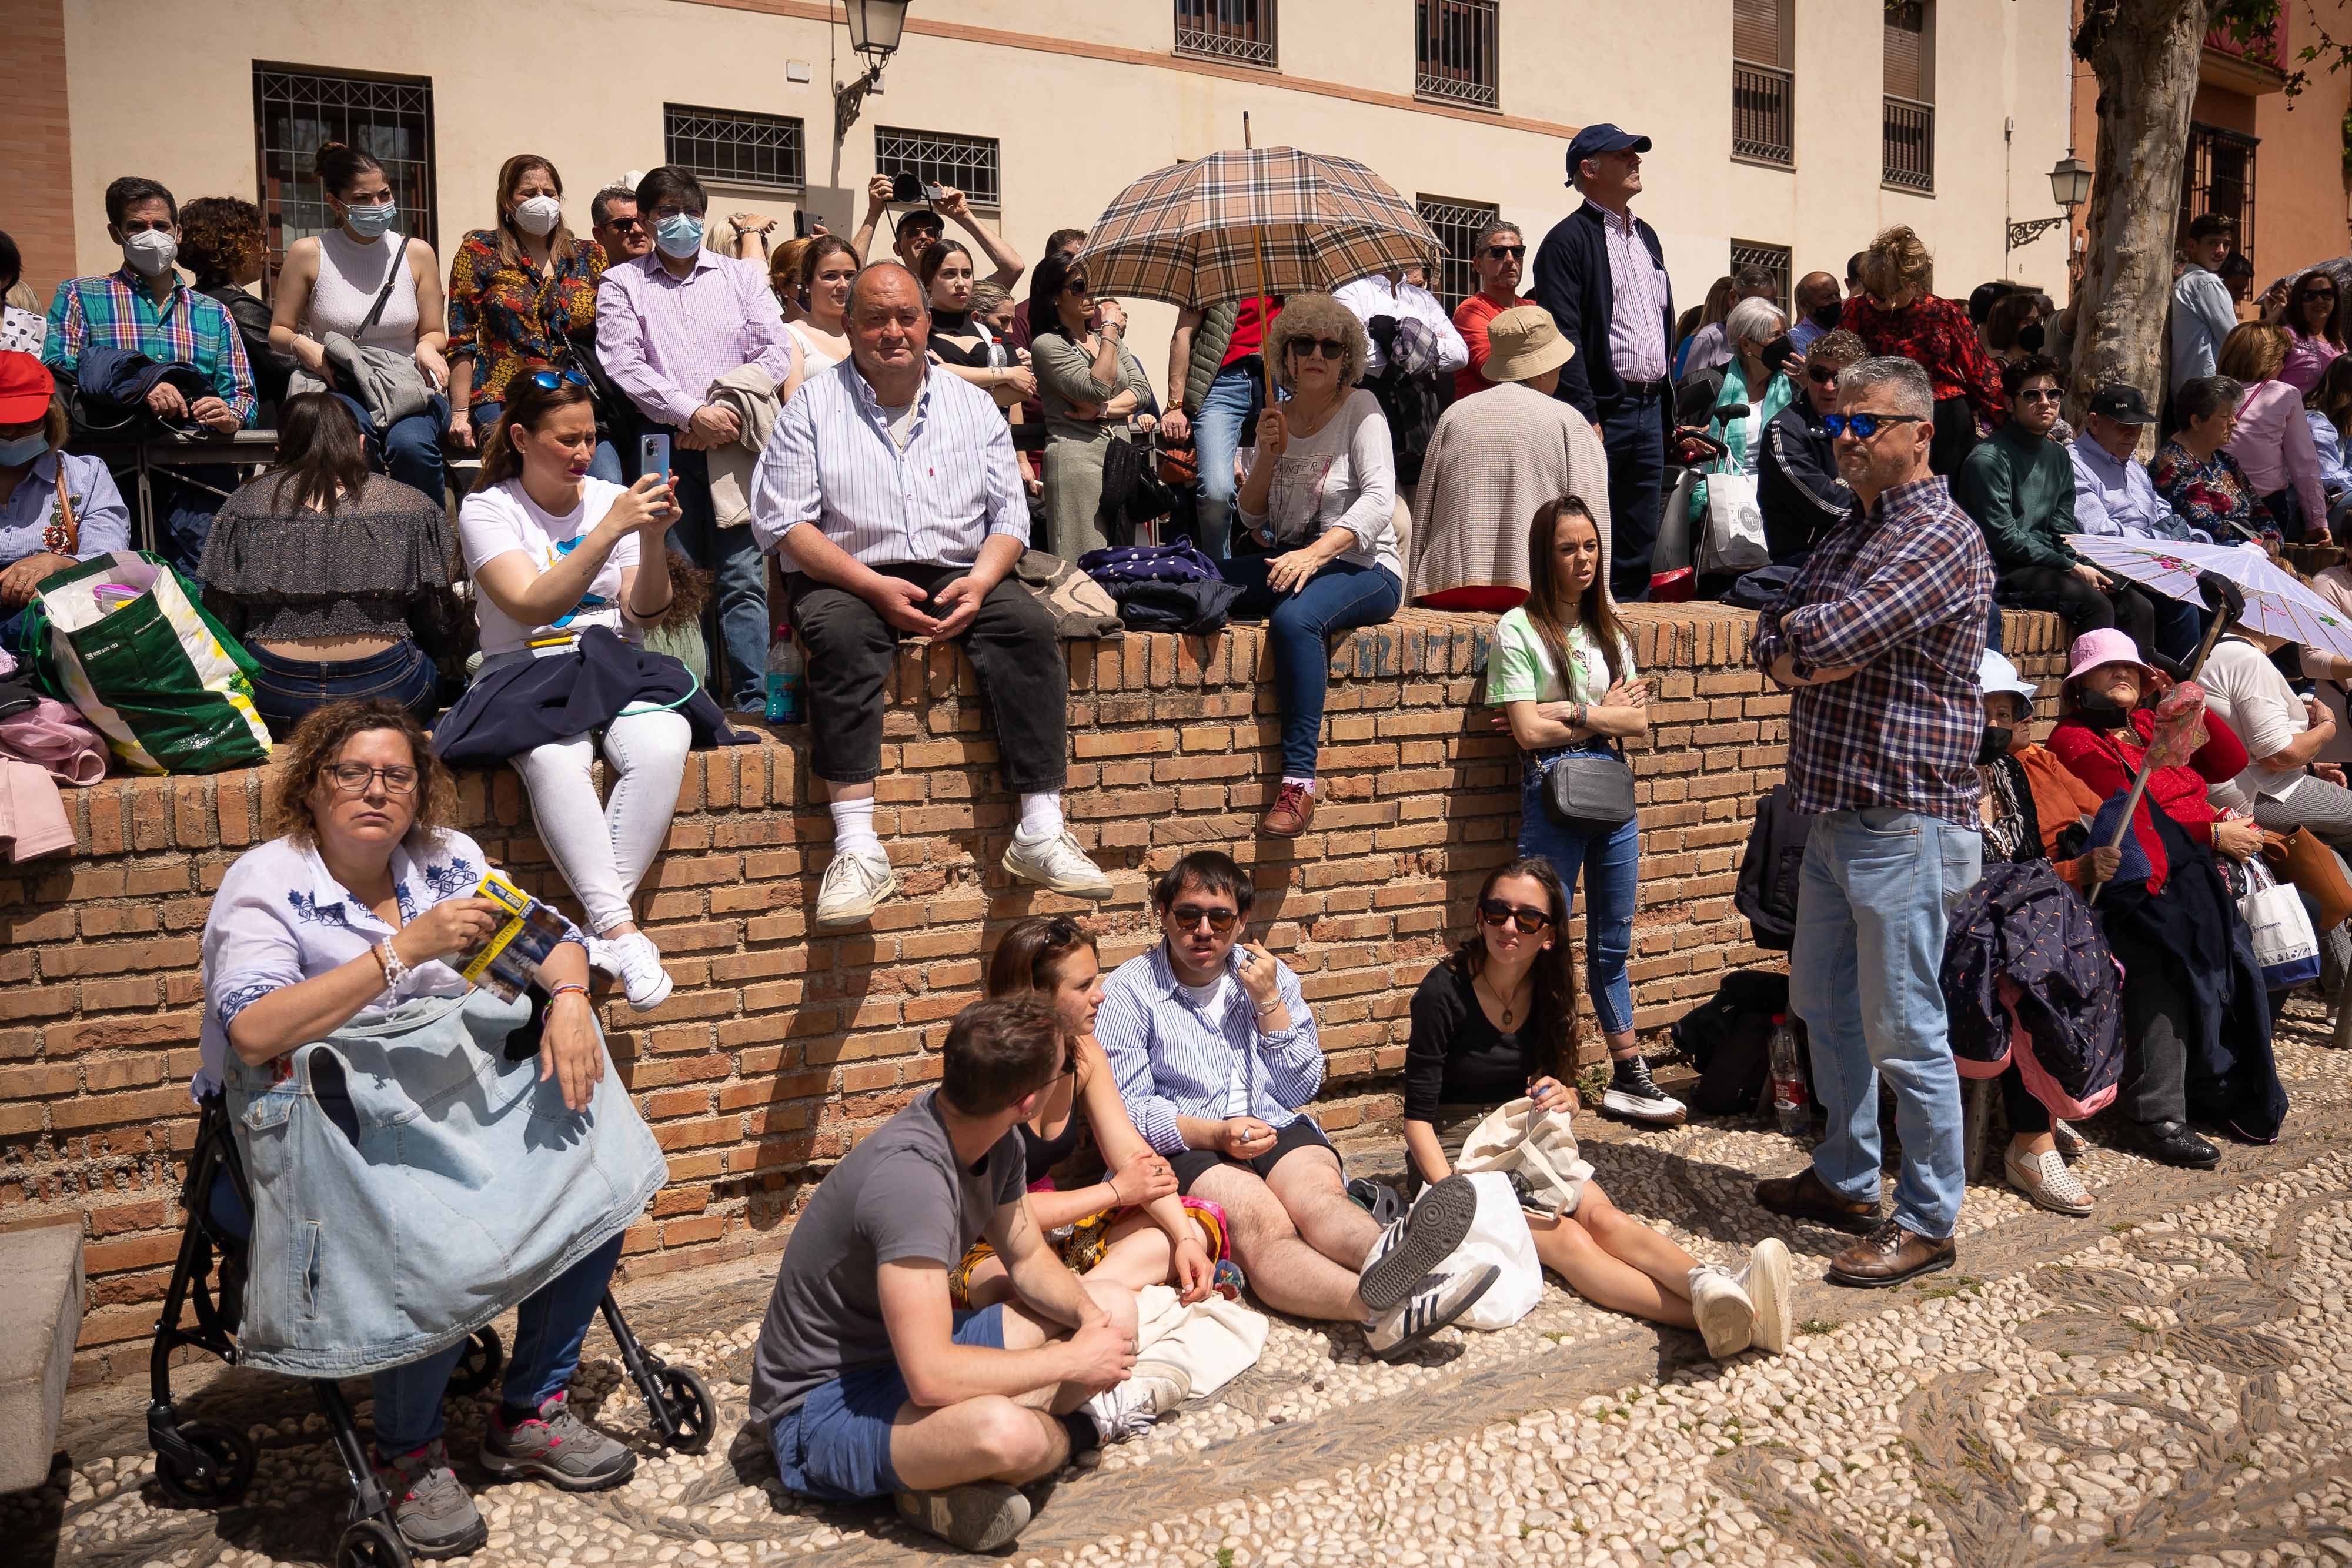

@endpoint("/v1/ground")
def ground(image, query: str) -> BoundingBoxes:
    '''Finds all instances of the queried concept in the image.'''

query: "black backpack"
[1735,784,1813,952]
[1671,971,1813,1116]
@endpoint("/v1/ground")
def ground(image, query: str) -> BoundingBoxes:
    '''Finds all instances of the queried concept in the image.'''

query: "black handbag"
[1542,743,1637,832]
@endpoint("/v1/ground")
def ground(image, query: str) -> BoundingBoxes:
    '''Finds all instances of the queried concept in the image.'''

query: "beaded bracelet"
[373,939,409,990]
[547,982,591,1007]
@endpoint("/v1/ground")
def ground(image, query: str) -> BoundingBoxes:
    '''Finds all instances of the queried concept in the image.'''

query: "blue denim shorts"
[768,1304,1008,1502]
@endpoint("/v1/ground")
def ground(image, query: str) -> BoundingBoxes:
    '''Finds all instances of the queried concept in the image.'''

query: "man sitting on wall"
[1096,850,1499,1360]
[750,261,1112,931]
[747,995,1151,1554]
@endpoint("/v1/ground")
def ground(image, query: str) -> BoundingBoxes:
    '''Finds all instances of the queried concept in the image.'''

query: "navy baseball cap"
[2086,384,2157,426]
[1565,124,1652,185]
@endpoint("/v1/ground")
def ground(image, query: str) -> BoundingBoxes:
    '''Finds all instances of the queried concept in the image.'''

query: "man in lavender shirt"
[596,165,798,710]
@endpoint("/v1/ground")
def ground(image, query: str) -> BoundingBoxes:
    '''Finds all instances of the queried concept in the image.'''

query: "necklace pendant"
[1502,1007,1514,1025]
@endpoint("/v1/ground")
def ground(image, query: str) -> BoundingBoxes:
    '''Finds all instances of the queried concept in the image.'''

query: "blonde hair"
[1264,293,1370,391]
[2217,320,2290,385]
[1859,225,1934,302]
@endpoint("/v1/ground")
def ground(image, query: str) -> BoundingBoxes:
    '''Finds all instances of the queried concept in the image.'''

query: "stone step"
[0,1222,83,1494]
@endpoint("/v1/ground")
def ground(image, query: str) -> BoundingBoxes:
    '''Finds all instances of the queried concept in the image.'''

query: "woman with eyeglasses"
[1839,225,2005,475]
[443,154,622,482]
[1401,858,1792,1357]
[200,392,462,735]
[945,915,1221,1316]
[1232,293,1404,838]
[1029,250,1155,559]
[1488,494,1690,1126]
[269,142,452,503]
[455,375,683,1012]
[2218,321,2330,541]
[2280,268,2344,396]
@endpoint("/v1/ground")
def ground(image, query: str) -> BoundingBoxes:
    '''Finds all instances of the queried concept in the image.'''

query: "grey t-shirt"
[748,1088,1026,1424]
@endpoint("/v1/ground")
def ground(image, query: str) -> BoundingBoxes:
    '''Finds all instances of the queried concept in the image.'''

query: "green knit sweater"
[1955,420,2079,572]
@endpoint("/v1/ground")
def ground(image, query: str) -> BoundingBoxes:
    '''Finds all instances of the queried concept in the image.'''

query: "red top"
[1222,296,1282,367]
[1839,293,2006,433]
[1451,292,1524,401]
[2045,707,2250,850]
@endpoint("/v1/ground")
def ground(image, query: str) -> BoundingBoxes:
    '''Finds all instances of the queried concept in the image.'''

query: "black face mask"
[1761,335,1797,374]
[1809,302,1843,332]
[1977,726,2014,765]
[2074,691,2132,728]
[2017,322,2046,352]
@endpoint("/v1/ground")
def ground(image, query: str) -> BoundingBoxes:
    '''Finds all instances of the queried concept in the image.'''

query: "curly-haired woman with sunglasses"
[1402,858,1792,1358]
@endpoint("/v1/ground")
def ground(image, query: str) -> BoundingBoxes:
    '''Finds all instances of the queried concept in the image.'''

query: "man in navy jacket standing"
[1532,125,1676,602]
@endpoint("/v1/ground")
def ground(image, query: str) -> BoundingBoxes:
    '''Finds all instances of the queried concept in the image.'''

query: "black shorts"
[1168,1118,1335,1195]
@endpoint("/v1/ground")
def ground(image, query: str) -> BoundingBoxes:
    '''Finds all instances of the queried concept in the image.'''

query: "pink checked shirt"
[593,249,796,431]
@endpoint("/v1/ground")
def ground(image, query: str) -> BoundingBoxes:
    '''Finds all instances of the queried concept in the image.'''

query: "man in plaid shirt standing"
[1748,355,1993,1289]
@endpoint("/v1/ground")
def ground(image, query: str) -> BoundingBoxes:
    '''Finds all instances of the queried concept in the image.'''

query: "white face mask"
[513,195,563,238]
[121,229,178,278]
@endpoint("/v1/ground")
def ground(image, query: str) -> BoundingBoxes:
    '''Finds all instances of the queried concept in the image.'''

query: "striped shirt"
[1598,208,1669,385]
[1748,473,1993,826]
[749,359,1027,569]
[593,249,795,432]
[44,268,258,427]
[1095,941,1323,1156]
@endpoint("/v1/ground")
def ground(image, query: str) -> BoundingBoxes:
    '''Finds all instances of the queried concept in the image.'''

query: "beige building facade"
[15,0,2072,372]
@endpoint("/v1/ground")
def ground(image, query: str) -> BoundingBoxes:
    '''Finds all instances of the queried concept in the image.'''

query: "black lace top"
[199,472,463,646]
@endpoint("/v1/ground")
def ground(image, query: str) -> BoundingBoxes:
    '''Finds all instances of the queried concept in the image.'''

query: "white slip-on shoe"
[1001,828,1114,899]
[1739,1237,1793,1353]
[814,846,897,931]
[2050,1119,2088,1162]
[1688,1268,1757,1359]
[603,931,672,1011]
[1365,1265,1500,1362]
[2006,1146,2094,1216]
[894,1482,1031,1553]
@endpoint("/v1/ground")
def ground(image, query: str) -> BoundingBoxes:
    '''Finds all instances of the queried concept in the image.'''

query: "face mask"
[1761,335,1797,374]
[0,432,48,467]
[512,195,563,237]
[342,201,398,239]
[1977,726,2015,765]
[2017,322,2046,352]
[121,229,177,277]
[655,213,704,258]
[2074,690,2132,728]
[1809,302,1843,332]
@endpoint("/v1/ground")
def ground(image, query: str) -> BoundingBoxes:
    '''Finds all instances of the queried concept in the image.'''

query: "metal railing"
[1883,94,1935,191]
[1175,0,1278,68]
[1416,0,1499,109]
[1732,61,1793,166]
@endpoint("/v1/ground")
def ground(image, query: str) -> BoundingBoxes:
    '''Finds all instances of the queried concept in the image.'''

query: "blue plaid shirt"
[43,268,259,427]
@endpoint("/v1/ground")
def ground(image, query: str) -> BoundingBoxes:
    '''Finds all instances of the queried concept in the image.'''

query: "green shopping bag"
[32,551,272,775]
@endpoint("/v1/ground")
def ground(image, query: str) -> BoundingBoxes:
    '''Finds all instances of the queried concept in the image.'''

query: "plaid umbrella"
[2066,536,2352,662]
[1075,146,1441,308]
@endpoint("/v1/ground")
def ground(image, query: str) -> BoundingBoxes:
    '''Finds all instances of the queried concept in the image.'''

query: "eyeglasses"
[325,763,419,795]
[1478,899,1555,933]
[2016,387,2064,404]
[527,369,591,393]
[2306,287,2338,300]
[1288,337,1348,360]
[603,216,644,235]
[1065,281,1091,297]
[1820,412,1928,440]
[1484,245,1527,260]
[1169,904,1239,933]
[1805,365,1840,386]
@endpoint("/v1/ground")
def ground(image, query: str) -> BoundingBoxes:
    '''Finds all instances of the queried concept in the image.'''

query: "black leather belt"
[1618,379,1669,399]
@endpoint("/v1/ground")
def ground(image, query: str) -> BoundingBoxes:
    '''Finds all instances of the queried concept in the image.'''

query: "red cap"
[0,352,54,424]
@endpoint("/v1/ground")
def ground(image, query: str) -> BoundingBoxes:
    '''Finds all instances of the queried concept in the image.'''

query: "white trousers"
[511,710,693,934]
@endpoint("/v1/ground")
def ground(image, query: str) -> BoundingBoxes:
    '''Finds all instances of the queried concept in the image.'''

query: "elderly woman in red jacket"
[1840,225,2005,476]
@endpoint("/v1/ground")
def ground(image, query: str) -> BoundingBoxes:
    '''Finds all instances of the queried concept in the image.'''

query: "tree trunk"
[2070,0,2221,420]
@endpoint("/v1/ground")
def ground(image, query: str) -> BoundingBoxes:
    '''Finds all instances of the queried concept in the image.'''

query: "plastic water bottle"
[1767,1013,1809,1136]
[763,627,805,724]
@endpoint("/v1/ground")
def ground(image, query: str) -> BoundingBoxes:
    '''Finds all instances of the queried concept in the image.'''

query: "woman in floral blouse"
[2151,375,2278,547]
[445,153,620,480]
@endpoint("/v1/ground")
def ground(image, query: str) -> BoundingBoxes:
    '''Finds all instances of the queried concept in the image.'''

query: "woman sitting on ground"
[197,700,656,1561]
[455,373,683,1011]
[1401,858,1791,1358]
[950,915,1219,1312]
[200,392,461,734]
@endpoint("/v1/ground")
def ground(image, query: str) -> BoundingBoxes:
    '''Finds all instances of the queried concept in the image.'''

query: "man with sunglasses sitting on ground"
[1096,851,1501,1360]
[1757,328,1866,565]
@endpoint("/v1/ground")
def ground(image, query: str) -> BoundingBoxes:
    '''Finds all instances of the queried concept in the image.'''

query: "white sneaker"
[603,931,672,1011]
[1128,1362,1192,1417]
[815,846,897,930]
[1079,1377,1157,1443]
[1688,1267,1756,1358]
[2006,1146,2094,1216]
[585,937,622,979]
[1001,828,1114,899]
[1738,1237,1793,1354]
[1364,1264,1500,1362]
[1358,1173,1482,1313]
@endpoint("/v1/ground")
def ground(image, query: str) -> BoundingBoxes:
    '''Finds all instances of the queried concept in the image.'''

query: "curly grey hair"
[1265,292,1370,392]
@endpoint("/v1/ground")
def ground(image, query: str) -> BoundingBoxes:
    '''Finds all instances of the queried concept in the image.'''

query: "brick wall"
[0,604,2067,1383]
[0,0,80,298]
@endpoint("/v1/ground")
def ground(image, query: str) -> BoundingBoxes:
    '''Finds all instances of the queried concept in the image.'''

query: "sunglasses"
[1478,898,1555,934]
[1820,412,1928,440]
[527,369,591,393]
[1484,245,1527,260]
[604,216,644,234]
[1805,365,1840,386]
[1065,281,1091,297]
[2016,387,2064,404]
[1169,904,1239,933]
[1288,337,1347,360]
[2306,288,2338,300]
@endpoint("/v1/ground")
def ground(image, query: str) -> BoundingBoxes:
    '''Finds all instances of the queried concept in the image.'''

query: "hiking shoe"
[602,931,672,1012]
[1601,1053,1688,1126]
[2006,1146,2094,1216]
[814,845,897,930]
[1001,828,1114,899]
[373,1439,486,1559]
[478,1392,637,1491]
[896,1481,1031,1552]
[1261,780,1315,838]
[1358,1174,1482,1313]
[1825,1221,1955,1289]
[1739,1237,1793,1353]
[1687,1268,1756,1358]
[1365,1265,1499,1361]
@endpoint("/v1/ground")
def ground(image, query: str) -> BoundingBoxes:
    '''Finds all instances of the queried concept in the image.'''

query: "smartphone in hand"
[640,432,671,484]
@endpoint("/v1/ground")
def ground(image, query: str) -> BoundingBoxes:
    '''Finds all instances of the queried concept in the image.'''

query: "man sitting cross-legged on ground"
[749,995,1158,1553]
[1097,851,1499,1359]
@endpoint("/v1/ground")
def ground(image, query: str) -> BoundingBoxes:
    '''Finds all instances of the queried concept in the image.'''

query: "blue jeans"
[1190,363,1265,564]
[334,392,449,507]
[1788,808,1982,1240]
[1225,556,1401,778]
[245,639,438,738]
[208,1170,623,1453]
[475,399,623,486]
[1516,754,1639,1035]
[664,444,767,711]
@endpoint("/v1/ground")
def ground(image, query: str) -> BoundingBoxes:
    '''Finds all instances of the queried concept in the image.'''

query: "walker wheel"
[650,1364,716,1453]
[446,1326,503,1396]
[153,1419,258,1508]
[336,1517,414,1568]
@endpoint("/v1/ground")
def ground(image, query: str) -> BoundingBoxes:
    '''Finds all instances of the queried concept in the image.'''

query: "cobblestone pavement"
[21,1003,2352,1568]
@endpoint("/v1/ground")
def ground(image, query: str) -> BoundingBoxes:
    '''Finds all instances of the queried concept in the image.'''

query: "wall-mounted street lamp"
[834,0,912,141]
[2009,153,2093,251]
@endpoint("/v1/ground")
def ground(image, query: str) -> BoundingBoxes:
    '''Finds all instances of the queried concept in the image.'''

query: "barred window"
[1418,195,1502,310]
[1729,240,1793,316]
[874,126,1003,209]
[663,103,806,193]
[253,64,436,269]
[1175,0,1278,68]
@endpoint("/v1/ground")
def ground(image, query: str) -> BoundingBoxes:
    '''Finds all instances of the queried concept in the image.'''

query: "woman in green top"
[1486,497,1684,1125]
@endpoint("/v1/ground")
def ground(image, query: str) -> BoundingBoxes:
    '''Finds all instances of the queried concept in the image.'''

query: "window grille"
[1416,1,1498,109]
[1175,0,1278,68]
[1729,240,1793,317]
[253,65,436,270]
[874,126,1002,209]
[664,103,806,193]
[1418,195,1502,310]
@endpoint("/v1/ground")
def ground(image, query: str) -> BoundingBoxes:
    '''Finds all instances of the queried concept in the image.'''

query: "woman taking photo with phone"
[1486,496,1684,1126]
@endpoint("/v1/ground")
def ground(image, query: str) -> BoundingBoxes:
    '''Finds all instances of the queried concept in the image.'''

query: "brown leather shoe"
[1261,780,1315,838]
[1754,1166,1880,1234]
[1825,1219,1955,1289]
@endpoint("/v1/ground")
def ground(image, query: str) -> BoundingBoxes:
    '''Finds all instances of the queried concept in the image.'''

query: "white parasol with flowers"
[2065,536,2352,663]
